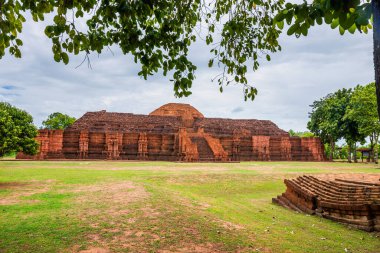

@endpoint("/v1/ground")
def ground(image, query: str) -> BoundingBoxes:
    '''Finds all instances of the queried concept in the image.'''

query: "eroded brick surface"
[273,174,380,231]
[17,103,326,161]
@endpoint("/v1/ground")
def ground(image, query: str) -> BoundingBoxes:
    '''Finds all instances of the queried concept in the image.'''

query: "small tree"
[0,102,38,157]
[340,144,349,160]
[307,88,360,161]
[335,88,366,163]
[42,112,76,130]
[308,95,340,161]
[345,83,380,163]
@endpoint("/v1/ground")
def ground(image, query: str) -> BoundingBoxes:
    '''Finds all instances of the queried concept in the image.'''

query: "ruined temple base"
[273,174,380,232]
[16,103,326,162]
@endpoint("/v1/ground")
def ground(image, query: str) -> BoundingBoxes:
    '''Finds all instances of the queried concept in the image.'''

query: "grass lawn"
[0,161,379,253]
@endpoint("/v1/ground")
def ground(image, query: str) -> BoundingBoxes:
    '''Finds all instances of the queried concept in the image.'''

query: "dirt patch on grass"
[78,247,110,253]
[59,180,255,253]
[66,181,157,252]
[216,219,245,231]
[65,181,150,224]
[110,229,161,247]
[90,225,228,252]
[69,185,243,252]
[78,226,163,252]
[0,182,31,189]
[69,245,110,253]
[69,181,149,206]
[157,242,224,253]
[139,206,161,219]
[0,180,54,205]
[315,173,380,184]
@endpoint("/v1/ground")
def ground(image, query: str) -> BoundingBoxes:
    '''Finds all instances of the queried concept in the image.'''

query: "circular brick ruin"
[273,174,380,231]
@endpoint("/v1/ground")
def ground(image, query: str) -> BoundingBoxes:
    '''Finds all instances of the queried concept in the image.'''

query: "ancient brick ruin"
[17,103,326,161]
[273,174,380,231]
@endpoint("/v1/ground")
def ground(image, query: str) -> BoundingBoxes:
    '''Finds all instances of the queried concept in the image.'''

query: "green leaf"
[348,24,356,34]
[15,39,23,46]
[331,19,339,29]
[301,23,308,36]
[14,48,21,58]
[316,16,323,25]
[75,10,84,18]
[32,14,38,22]
[287,24,297,35]
[208,59,213,68]
[285,3,293,9]
[339,26,345,35]
[276,20,284,30]
[68,42,73,53]
[325,11,333,24]
[61,52,69,64]
[53,53,61,62]
[275,13,285,22]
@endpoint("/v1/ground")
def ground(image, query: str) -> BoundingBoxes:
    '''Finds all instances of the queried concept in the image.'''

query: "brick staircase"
[203,134,228,161]
[191,137,214,161]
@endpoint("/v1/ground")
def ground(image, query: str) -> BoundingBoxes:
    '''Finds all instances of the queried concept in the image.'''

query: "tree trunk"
[347,144,352,163]
[375,144,379,164]
[373,0,380,120]
[353,142,358,163]
[329,139,335,161]
[370,134,375,162]
[375,133,379,164]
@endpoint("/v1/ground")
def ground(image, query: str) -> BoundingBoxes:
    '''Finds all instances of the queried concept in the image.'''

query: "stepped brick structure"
[273,174,380,231]
[17,103,326,161]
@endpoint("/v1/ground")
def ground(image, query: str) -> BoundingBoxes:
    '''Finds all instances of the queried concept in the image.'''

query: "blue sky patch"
[2,85,16,90]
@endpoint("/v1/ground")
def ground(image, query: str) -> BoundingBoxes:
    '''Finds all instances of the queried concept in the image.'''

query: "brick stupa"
[17,103,326,161]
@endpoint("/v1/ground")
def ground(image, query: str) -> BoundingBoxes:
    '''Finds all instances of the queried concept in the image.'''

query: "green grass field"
[0,161,379,253]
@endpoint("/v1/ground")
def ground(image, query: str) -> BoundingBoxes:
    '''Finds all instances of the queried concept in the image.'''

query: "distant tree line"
[42,112,76,130]
[0,102,76,158]
[307,82,379,163]
[325,144,372,162]
[288,130,315,138]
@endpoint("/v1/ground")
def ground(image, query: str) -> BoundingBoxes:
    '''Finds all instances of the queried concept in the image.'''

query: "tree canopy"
[275,0,373,37]
[0,0,285,100]
[308,93,341,160]
[274,0,379,118]
[345,82,380,161]
[0,1,377,112]
[346,83,380,137]
[308,83,378,162]
[0,102,38,157]
[42,112,76,130]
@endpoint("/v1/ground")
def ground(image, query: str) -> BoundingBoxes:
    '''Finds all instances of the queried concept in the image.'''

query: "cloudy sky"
[0,9,373,132]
